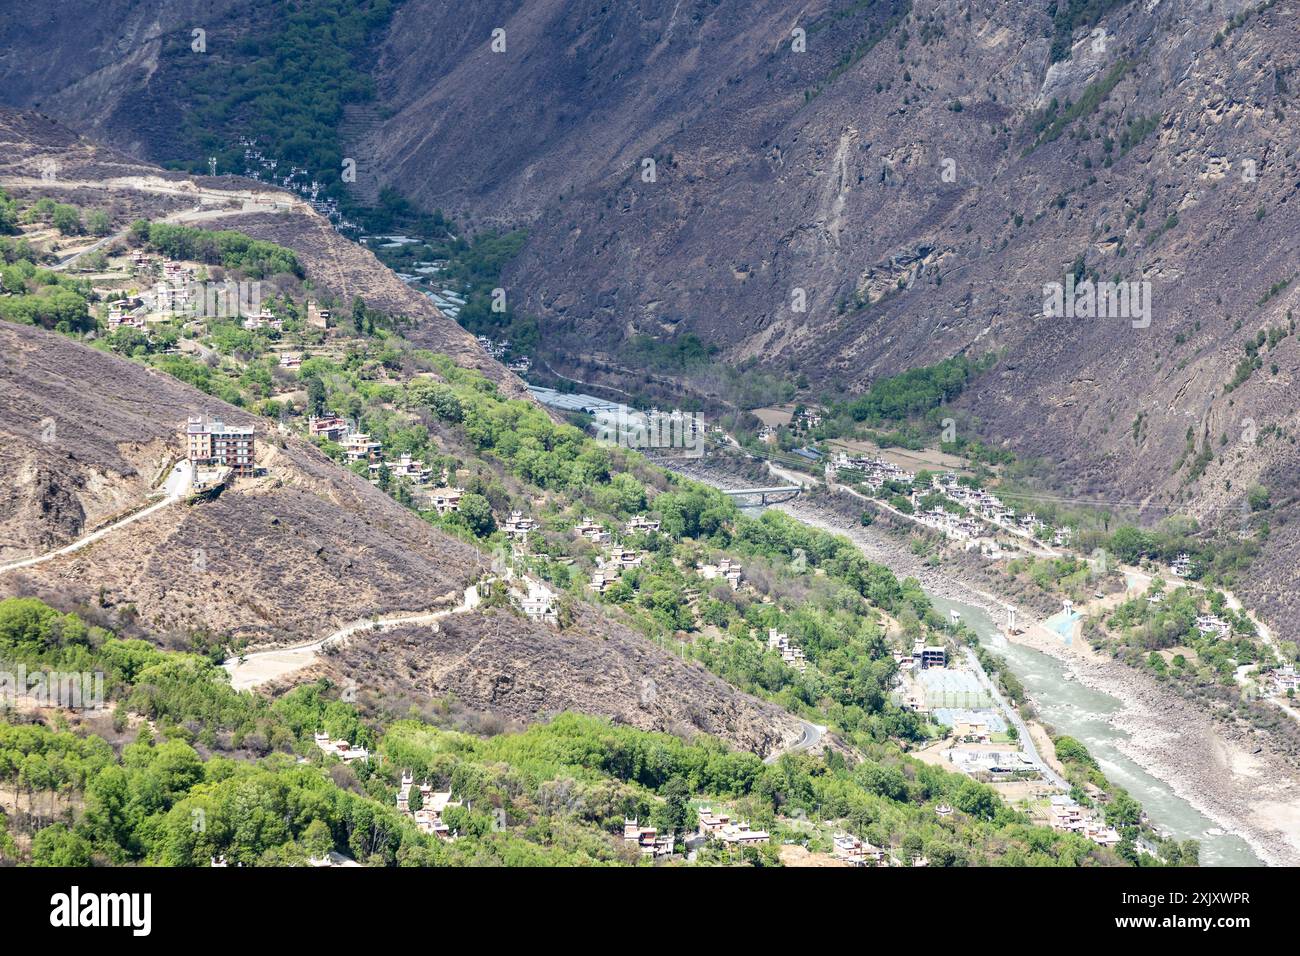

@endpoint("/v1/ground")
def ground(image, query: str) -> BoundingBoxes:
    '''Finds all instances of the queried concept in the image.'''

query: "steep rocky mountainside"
[367,0,1300,625]
[4,4,1296,536]
[1,3,1297,641]
[0,0,254,156]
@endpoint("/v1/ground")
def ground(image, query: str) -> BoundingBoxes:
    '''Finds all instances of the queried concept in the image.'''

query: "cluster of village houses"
[756,406,823,444]
[103,256,195,331]
[822,457,1244,655]
[1143,556,1239,640]
[826,455,1075,550]
[580,515,655,594]
[890,634,1130,849]
[236,136,355,229]
[396,771,462,839]
[313,731,369,764]
[830,828,942,867]
[1160,556,1235,637]
[315,739,464,841]
[468,334,530,374]
[766,628,807,672]
[105,248,336,349]
[312,723,977,863]
[622,807,772,859]
[817,456,1252,653]
[471,511,749,629]
[578,514,749,601]
[309,414,456,500]
[1047,795,1123,847]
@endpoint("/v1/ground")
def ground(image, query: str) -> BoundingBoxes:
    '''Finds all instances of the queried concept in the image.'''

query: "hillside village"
[0,99,1281,874]
[759,438,1296,721]
[7,194,1284,865]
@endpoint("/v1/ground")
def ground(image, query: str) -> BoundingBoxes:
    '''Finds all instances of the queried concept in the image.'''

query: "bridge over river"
[719,484,804,505]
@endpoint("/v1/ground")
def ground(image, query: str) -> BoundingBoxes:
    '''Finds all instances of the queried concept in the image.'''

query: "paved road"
[54,231,118,267]
[764,719,827,764]
[962,646,1069,789]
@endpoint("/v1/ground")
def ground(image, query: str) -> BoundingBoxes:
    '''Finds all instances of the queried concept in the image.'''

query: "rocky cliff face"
[358,0,1300,622]
[0,0,252,154]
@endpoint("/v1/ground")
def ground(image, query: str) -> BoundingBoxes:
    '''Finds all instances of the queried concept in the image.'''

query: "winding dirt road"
[222,583,483,691]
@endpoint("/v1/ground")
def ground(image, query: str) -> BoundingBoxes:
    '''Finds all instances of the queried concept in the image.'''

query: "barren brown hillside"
[309,606,806,756]
[0,321,481,644]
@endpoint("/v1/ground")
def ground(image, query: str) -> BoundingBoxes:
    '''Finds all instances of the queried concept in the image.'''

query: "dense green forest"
[161,0,401,205]
[837,353,997,424]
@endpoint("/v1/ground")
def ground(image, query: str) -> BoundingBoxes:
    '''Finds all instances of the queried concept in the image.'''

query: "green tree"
[304,376,327,416]
[0,189,18,234]
[303,818,335,860]
[1108,526,1151,564]
[31,824,94,866]
[457,493,495,537]
[51,204,83,236]
[86,210,112,237]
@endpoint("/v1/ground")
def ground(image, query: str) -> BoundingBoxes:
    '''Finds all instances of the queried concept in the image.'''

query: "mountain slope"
[0,319,481,638]
[0,107,524,393]
[358,0,1300,624]
[310,605,805,755]
[2,0,1297,698]
[0,321,803,754]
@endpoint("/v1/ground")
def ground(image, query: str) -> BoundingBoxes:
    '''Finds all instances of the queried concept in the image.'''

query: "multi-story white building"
[503,511,536,540]
[342,432,382,465]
